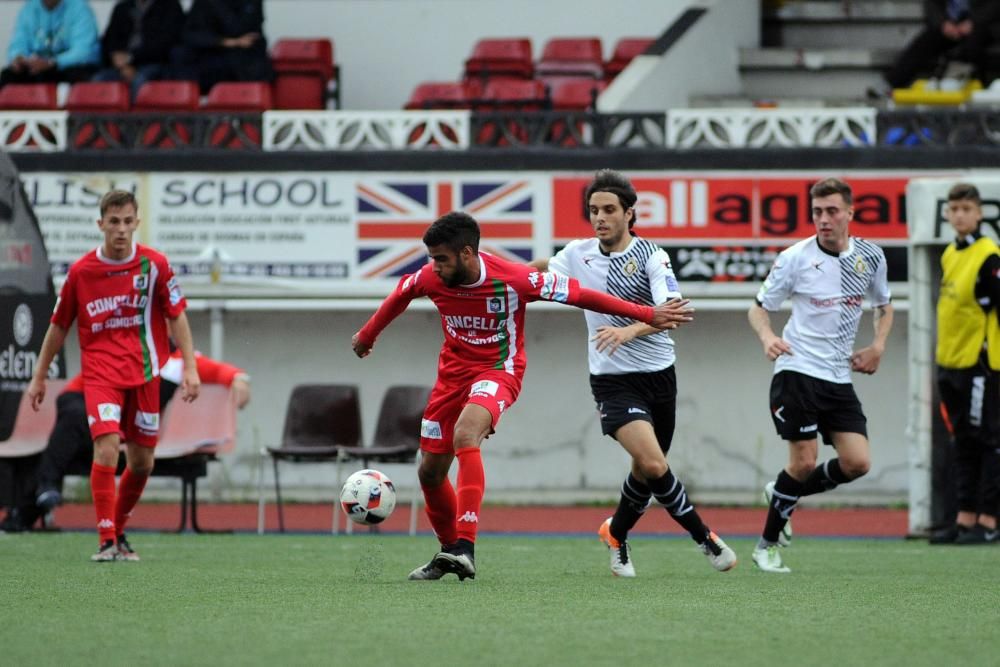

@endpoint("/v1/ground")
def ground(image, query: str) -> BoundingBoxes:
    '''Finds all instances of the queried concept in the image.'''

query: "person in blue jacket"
[1,0,100,87]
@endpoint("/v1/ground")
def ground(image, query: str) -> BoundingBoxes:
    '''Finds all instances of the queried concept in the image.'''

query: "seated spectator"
[173,0,273,93]
[92,0,186,101]
[884,0,1000,89]
[0,0,100,87]
[0,348,250,533]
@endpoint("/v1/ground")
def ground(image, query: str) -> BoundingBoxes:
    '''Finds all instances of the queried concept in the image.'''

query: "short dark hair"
[948,182,981,204]
[423,211,480,253]
[809,177,853,206]
[585,169,638,227]
[100,189,138,216]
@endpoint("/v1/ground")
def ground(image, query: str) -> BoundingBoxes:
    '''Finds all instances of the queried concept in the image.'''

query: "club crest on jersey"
[486,296,505,314]
[853,257,867,274]
[133,274,149,290]
[621,258,639,276]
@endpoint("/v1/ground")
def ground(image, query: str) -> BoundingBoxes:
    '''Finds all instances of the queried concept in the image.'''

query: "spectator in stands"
[930,183,1000,545]
[174,0,273,93]
[884,0,1000,90]
[0,0,100,87]
[0,348,250,534]
[92,0,186,101]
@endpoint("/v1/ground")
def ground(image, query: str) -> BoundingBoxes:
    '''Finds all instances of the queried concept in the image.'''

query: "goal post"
[905,176,1000,536]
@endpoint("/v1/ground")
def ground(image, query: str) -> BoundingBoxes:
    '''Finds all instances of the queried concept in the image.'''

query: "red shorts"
[419,371,521,455]
[84,379,161,448]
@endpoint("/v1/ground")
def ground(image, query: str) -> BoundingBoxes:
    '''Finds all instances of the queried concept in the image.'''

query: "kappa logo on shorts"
[98,403,121,422]
[469,380,499,397]
[421,419,443,439]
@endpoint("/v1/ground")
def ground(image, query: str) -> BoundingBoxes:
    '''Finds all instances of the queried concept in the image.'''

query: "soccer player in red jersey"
[26,190,201,561]
[352,211,693,581]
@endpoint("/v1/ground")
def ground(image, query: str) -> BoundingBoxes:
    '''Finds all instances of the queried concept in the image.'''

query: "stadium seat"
[604,37,655,80]
[65,81,130,111]
[329,385,431,535]
[0,83,58,110]
[479,78,549,110]
[404,81,471,110]
[257,384,362,533]
[271,38,336,109]
[536,37,604,78]
[66,82,130,149]
[203,82,272,148]
[464,38,534,81]
[155,383,238,532]
[551,78,607,111]
[0,381,66,459]
[133,80,200,148]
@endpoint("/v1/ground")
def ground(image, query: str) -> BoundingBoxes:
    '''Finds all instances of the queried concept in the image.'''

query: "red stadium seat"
[604,37,655,80]
[204,82,272,148]
[464,38,533,80]
[204,81,273,111]
[0,83,58,110]
[134,80,200,111]
[66,82,130,148]
[66,81,130,111]
[404,81,471,110]
[133,80,199,148]
[271,38,336,109]
[536,37,604,78]
[480,78,548,110]
[551,79,607,111]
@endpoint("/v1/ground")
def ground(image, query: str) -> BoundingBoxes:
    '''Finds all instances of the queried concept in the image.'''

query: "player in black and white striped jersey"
[532,169,737,577]
[748,177,894,573]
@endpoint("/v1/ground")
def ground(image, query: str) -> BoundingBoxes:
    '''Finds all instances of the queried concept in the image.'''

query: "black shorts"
[768,370,867,445]
[589,366,676,452]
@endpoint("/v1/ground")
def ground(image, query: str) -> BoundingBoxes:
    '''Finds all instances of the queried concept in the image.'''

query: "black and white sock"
[762,470,804,544]
[648,469,710,543]
[799,458,851,497]
[609,473,651,542]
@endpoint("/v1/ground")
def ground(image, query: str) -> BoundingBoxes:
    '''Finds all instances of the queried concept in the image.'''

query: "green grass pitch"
[2,532,997,666]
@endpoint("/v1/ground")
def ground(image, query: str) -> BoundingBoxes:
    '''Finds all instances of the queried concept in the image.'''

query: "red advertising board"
[553,176,909,241]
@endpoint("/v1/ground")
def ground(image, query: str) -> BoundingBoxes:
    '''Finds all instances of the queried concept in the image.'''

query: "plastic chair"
[551,78,607,111]
[479,78,548,110]
[133,80,200,148]
[154,383,238,532]
[464,38,534,80]
[332,385,431,535]
[0,83,58,110]
[536,37,604,78]
[271,38,336,109]
[257,384,361,533]
[404,81,471,110]
[204,82,273,147]
[66,81,130,148]
[0,380,66,459]
[604,37,655,80]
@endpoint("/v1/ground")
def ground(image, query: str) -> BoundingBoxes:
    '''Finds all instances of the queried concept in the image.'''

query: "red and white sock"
[90,462,117,543]
[455,447,485,544]
[422,477,458,546]
[114,467,149,536]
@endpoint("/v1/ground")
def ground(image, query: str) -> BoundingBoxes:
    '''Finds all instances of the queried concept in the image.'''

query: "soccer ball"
[340,469,397,525]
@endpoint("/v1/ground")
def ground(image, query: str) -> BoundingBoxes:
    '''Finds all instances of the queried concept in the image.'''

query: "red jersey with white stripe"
[52,243,186,388]
[357,252,656,384]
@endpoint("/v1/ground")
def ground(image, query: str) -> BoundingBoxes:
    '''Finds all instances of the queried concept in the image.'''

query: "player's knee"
[841,457,870,479]
[788,460,816,480]
[451,425,485,450]
[417,463,448,487]
[636,457,667,480]
[129,461,154,476]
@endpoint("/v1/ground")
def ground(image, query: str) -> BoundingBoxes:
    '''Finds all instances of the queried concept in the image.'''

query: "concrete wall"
[57,302,909,505]
[0,0,759,110]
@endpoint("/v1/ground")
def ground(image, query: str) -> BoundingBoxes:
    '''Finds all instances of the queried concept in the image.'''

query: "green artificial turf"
[1,533,997,666]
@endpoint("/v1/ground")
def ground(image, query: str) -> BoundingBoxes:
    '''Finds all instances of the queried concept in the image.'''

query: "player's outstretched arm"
[748,302,792,360]
[352,276,420,358]
[27,323,68,411]
[168,312,201,402]
[851,302,894,374]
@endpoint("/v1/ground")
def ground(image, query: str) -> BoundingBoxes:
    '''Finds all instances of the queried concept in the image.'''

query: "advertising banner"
[23,170,919,294]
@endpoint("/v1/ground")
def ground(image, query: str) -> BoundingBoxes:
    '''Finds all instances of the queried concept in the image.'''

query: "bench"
[1,382,237,533]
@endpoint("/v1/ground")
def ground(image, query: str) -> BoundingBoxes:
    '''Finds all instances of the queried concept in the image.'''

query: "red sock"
[455,447,485,543]
[90,462,117,543]
[422,477,458,546]
[114,467,149,535]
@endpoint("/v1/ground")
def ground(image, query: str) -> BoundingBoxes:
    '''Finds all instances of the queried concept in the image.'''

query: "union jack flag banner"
[356,178,536,278]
